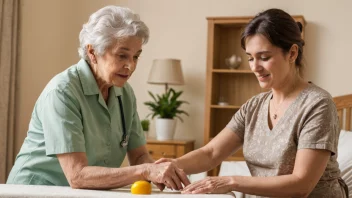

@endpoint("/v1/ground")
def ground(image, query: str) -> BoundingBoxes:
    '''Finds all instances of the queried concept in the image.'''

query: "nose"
[250,59,262,73]
[124,64,131,70]
[124,64,136,72]
[124,58,136,71]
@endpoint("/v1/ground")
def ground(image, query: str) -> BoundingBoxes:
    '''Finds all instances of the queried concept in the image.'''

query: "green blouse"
[7,59,145,186]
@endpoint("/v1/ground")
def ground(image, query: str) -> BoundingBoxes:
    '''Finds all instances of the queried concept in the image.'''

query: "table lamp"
[147,59,184,93]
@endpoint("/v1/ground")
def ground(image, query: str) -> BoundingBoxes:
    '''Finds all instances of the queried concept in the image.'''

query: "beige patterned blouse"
[226,83,347,198]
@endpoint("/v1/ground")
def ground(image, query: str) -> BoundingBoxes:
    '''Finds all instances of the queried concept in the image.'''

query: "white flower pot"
[155,118,177,140]
[144,131,149,139]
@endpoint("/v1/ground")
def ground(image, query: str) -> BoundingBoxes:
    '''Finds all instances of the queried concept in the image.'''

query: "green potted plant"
[140,119,150,138]
[144,88,189,140]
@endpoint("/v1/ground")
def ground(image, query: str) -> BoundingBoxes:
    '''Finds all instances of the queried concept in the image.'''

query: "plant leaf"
[144,88,189,120]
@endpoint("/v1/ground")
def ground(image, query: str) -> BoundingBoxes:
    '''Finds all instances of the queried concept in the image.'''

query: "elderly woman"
[7,6,189,190]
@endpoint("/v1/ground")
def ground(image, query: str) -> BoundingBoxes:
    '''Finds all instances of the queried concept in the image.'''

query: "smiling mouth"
[258,74,270,78]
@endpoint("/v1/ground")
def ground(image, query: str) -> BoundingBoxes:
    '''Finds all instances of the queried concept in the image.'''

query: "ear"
[288,44,299,63]
[87,44,97,64]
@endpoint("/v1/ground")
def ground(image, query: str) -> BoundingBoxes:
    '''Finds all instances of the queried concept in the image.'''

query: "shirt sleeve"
[127,89,146,151]
[41,88,86,156]
[226,100,249,142]
[298,97,339,155]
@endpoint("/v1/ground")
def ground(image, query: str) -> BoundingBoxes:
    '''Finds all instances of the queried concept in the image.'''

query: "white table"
[0,184,236,198]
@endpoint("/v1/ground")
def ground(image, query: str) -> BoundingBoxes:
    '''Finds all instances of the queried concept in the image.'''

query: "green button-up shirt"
[7,59,145,186]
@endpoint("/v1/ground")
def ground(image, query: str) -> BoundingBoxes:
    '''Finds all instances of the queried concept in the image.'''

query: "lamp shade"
[147,59,184,85]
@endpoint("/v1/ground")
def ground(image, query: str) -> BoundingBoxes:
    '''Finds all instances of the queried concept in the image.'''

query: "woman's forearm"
[175,147,220,174]
[231,149,330,197]
[175,128,242,175]
[70,164,146,189]
[231,174,312,197]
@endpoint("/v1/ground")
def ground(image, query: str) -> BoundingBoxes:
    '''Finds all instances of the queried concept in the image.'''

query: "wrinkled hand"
[152,158,176,191]
[143,162,190,191]
[182,176,234,194]
[153,182,165,191]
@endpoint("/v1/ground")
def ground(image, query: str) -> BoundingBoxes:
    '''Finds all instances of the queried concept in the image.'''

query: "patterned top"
[227,83,346,197]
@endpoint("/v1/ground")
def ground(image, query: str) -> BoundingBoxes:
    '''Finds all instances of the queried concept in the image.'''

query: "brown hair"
[241,9,305,76]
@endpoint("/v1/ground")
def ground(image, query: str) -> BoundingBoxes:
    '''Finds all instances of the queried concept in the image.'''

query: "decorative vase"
[155,118,177,140]
[225,54,242,69]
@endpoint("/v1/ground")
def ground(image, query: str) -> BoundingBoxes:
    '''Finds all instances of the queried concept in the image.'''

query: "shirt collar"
[77,59,123,97]
[113,86,123,97]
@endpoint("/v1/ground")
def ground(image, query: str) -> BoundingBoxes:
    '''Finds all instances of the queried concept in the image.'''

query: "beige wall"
[16,0,352,158]
[16,0,118,154]
[119,0,352,148]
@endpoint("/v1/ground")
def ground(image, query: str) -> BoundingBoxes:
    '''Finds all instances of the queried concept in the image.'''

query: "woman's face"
[245,34,293,89]
[91,36,143,87]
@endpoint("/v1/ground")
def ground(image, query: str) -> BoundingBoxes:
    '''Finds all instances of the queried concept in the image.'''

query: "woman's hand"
[142,162,190,190]
[182,176,235,194]
[152,158,181,191]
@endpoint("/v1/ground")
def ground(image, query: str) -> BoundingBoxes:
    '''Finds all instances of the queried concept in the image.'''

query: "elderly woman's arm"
[57,147,189,190]
[127,145,154,165]
[58,152,143,189]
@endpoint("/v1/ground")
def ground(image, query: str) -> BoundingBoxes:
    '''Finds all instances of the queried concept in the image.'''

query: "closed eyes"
[118,54,140,61]
[247,57,270,62]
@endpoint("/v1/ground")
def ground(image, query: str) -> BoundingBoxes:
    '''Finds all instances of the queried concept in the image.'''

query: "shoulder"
[302,83,334,106]
[40,63,82,103]
[298,83,337,126]
[47,64,80,91]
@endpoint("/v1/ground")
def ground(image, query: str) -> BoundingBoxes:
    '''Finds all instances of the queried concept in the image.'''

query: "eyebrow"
[118,47,142,54]
[245,51,271,56]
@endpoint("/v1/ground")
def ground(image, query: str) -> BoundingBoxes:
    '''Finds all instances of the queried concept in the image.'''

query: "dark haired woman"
[156,8,348,197]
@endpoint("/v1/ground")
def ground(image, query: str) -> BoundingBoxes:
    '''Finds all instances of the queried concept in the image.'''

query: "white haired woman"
[7,6,189,191]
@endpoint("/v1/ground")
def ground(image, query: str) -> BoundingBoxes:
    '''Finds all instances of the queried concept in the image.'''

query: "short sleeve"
[226,101,248,142]
[127,91,146,151]
[298,97,339,155]
[41,88,86,156]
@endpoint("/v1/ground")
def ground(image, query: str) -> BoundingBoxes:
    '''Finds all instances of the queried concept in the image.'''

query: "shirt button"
[104,159,109,165]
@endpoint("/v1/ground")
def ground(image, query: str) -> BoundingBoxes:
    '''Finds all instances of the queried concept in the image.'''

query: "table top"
[0,184,236,198]
[146,139,195,144]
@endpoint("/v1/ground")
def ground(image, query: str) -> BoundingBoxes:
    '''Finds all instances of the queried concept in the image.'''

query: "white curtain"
[0,0,19,183]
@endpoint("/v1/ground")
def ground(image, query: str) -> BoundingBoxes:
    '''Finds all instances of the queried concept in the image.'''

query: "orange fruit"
[131,180,152,194]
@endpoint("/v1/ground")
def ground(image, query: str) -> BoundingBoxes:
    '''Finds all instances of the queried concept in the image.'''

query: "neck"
[271,74,305,103]
[89,64,111,100]
[97,82,111,100]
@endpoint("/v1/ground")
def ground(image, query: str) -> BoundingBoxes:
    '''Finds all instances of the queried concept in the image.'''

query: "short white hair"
[78,6,149,60]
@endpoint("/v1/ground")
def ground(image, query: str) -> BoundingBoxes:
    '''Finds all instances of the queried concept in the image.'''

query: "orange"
[131,180,152,195]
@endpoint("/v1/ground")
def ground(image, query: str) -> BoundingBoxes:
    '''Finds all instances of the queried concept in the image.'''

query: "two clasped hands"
[146,158,233,194]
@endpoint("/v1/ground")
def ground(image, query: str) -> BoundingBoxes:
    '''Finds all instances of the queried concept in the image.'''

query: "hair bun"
[296,22,303,32]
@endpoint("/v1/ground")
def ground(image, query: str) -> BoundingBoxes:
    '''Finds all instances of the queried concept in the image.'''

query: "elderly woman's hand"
[143,162,190,191]
[181,176,235,194]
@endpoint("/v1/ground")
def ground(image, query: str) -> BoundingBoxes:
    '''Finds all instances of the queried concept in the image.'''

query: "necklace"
[271,83,297,120]
[271,98,286,120]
